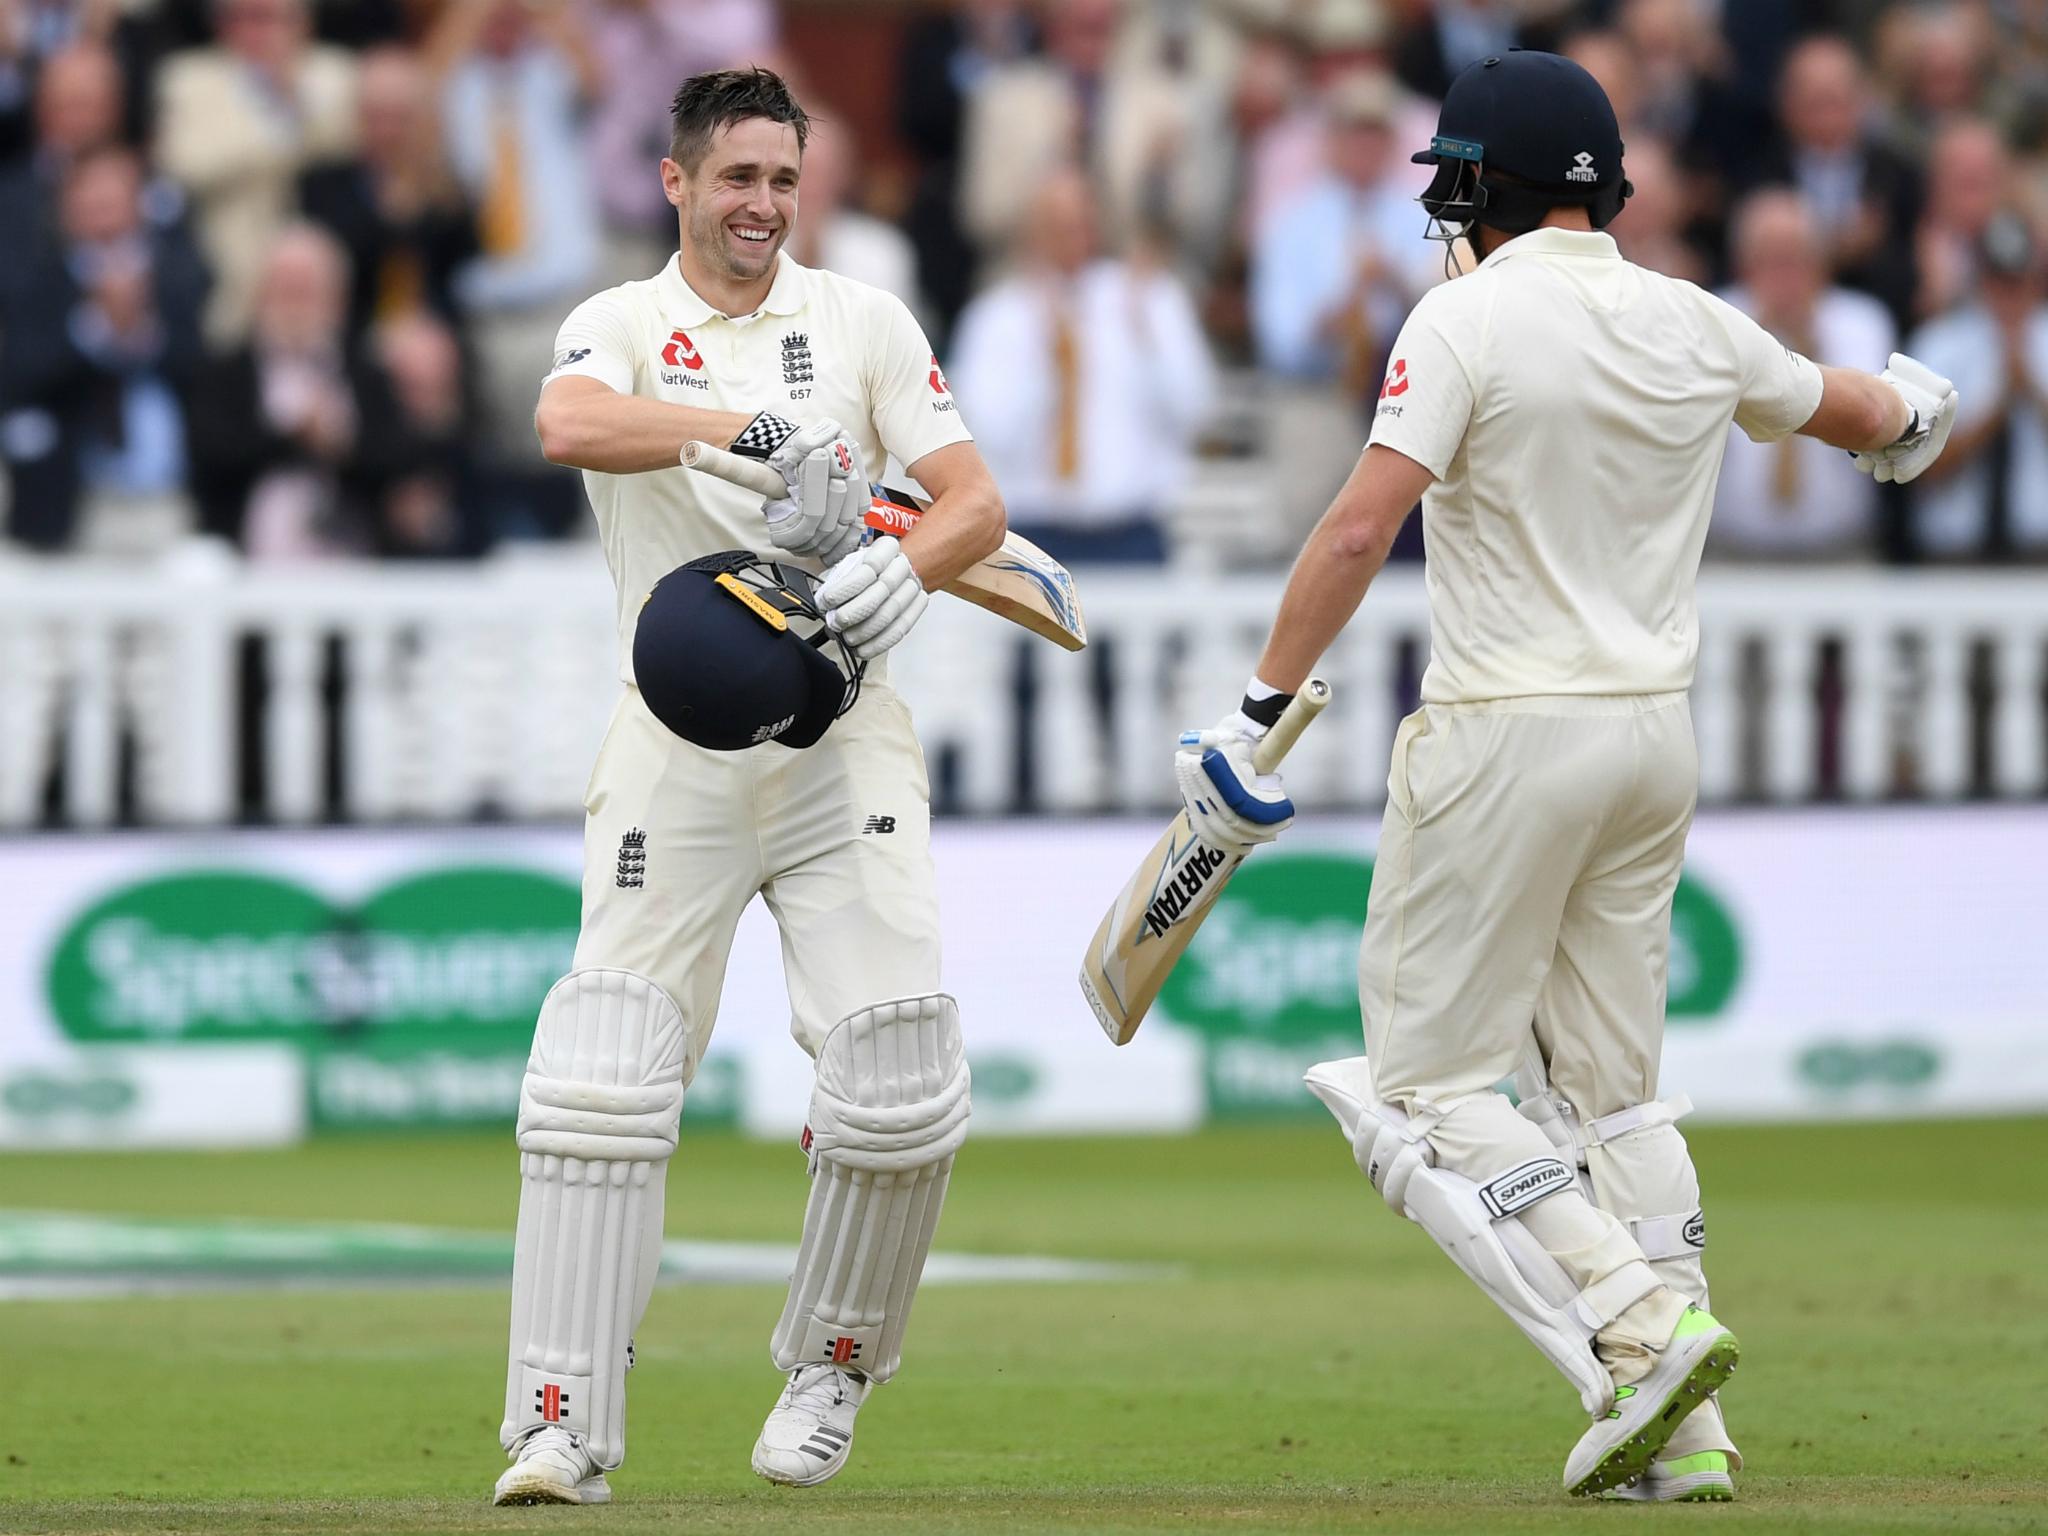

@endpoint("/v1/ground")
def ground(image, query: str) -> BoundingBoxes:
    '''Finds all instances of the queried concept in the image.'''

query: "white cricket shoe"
[1603,1450,1736,1502]
[751,1363,869,1486]
[492,1426,611,1506]
[1564,1305,1740,1497]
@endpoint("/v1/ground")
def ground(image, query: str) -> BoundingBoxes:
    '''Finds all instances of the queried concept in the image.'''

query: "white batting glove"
[1173,708,1294,851]
[1851,352,1959,485]
[753,418,869,563]
[816,535,928,661]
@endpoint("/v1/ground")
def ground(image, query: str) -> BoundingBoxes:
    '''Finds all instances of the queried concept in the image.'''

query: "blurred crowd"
[4,0,2048,569]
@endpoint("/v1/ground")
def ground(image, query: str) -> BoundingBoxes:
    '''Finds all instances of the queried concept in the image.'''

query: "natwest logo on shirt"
[1380,358,1410,400]
[661,329,704,370]
[928,353,955,413]
[659,327,710,390]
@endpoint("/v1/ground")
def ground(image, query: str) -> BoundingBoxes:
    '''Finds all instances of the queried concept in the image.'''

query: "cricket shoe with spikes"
[752,1363,869,1486]
[1604,1450,1736,1502]
[492,1426,611,1506]
[1564,1306,1740,1497]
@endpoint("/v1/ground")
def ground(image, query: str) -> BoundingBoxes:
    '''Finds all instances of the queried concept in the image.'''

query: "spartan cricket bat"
[1080,678,1333,1045]
[681,440,1086,651]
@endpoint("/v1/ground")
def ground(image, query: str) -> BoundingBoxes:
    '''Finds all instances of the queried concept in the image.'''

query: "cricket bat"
[681,440,1086,651]
[1079,678,1333,1045]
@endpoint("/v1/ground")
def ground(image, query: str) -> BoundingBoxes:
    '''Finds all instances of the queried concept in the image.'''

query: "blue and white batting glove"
[1174,706,1294,851]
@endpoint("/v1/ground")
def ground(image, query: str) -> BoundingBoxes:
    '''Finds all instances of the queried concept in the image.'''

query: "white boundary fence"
[0,551,2044,826]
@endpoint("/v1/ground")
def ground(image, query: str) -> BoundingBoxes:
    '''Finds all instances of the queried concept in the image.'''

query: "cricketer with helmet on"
[1171,50,1959,1501]
[493,66,1003,1506]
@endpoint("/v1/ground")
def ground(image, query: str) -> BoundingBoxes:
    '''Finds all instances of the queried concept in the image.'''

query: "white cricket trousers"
[1361,692,1697,1120]
[575,682,941,1078]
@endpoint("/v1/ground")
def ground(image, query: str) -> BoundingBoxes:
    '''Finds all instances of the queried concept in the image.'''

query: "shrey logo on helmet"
[1567,150,1599,183]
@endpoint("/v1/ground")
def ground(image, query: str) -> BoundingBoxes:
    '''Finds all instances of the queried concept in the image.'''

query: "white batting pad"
[771,993,971,1384]
[501,969,687,1470]
[1306,1057,1662,1419]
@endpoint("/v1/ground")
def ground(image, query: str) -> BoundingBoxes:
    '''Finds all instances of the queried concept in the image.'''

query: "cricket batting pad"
[1307,1057,1662,1419]
[772,993,970,1384]
[502,968,687,1469]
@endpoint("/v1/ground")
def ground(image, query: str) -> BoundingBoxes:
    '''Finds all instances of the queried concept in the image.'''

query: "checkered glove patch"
[732,411,800,461]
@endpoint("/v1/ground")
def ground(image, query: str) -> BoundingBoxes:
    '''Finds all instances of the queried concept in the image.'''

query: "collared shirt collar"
[655,249,809,325]
[1478,226,1621,269]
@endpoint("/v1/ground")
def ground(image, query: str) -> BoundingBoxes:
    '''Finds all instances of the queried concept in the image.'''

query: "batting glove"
[1174,707,1294,851]
[817,535,928,661]
[1851,352,1959,485]
[734,412,869,563]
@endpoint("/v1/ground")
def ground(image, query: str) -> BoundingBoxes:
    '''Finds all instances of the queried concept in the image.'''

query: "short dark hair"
[669,67,810,172]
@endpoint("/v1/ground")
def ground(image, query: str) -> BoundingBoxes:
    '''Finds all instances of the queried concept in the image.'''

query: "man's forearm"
[536,388,755,474]
[1255,507,1395,695]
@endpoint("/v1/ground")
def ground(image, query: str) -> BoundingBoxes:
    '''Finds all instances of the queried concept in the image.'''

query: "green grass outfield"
[2,1120,2045,1535]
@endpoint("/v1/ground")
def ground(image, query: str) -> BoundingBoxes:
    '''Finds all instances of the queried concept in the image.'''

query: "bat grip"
[681,439,787,500]
[1251,677,1332,773]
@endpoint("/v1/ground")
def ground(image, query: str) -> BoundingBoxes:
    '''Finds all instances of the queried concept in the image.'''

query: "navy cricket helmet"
[1413,50,1632,243]
[632,550,862,751]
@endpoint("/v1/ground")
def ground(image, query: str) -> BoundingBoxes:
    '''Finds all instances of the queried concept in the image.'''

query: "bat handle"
[681,438,787,500]
[1251,677,1332,774]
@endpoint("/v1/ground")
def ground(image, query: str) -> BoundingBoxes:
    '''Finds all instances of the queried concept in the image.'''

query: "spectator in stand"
[186,223,386,558]
[784,117,926,321]
[154,0,356,343]
[428,0,599,469]
[583,0,779,279]
[0,41,131,246]
[1905,210,2048,561]
[1609,135,1709,286]
[1240,0,1437,245]
[299,45,479,345]
[1391,0,1575,101]
[0,0,163,164]
[895,0,1036,335]
[1757,33,1921,328]
[1914,118,2013,322]
[0,144,209,553]
[1711,189,1893,559]
[1875,2,1999,159]
[948,164,1213,565]
[1250,70,1432,397]
[1616,0,1769,185]
[955,0,1212,275]
[369,312,483,557]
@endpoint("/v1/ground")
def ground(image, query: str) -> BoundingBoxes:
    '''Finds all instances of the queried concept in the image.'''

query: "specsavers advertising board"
[1,810,2041,1147]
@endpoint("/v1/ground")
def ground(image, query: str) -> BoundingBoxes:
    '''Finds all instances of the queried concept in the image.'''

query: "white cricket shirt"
[543,251,973,679]
[1368,227,1824,703]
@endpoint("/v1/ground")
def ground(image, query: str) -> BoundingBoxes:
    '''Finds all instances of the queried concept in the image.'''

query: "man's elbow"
[1330,502,1406,564]
[969,484,1007,560]
[533,402,572,466]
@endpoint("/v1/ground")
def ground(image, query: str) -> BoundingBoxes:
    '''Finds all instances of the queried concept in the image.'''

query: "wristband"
[1240,681,1293,731]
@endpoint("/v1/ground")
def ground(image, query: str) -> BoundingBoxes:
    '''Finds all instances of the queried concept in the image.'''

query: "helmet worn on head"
[1413,50,1632,245]
[632,550,863,751]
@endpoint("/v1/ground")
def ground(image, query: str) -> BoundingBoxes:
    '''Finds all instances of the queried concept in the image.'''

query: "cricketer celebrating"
[492,68,1003,1505]
[1172,52,1958,1501]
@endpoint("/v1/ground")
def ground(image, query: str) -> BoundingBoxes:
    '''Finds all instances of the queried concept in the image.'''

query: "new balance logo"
[862,815,897,834]
[615,828,646,889]
[824,1337,863,1365]
[535,1384,571,1422]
